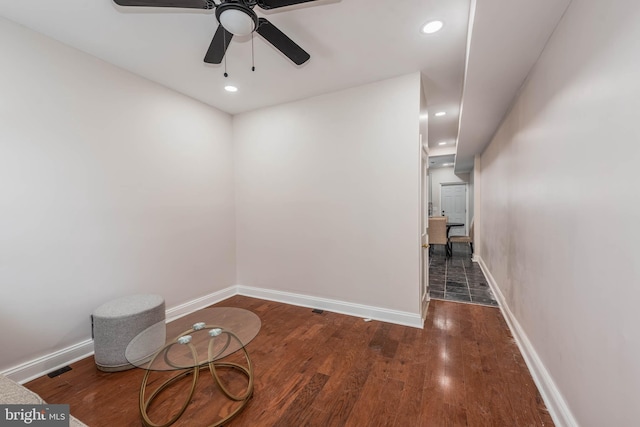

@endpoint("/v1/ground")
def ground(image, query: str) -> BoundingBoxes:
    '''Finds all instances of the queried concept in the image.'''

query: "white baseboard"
[2,340,94,385]
[2,285,424,383]
[422,296,430,321]
[2,288,238,384]
[165,286,237,322]
[237,285,424,328]
[477,256,578,427]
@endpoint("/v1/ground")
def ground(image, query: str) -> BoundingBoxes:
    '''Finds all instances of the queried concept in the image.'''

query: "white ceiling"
[0,0,570,172]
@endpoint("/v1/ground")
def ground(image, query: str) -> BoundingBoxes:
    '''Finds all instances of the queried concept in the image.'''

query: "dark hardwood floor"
[26,296,553,426]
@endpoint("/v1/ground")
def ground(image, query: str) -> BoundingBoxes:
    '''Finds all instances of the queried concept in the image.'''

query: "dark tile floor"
[429,244,499,307]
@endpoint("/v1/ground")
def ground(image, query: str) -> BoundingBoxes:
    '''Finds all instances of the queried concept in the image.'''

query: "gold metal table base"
[138,329,254,427]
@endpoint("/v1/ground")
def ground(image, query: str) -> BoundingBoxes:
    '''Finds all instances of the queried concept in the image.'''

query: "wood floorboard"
[277,372,329,426]
[24,296,553,426]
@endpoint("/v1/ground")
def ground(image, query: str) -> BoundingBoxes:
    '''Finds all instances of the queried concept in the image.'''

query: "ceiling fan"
[113,0,317,65]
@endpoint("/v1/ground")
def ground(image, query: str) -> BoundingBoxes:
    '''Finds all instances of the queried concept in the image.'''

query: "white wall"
[479,0,640,425]
[429,166,469,215]
[472,156,481,259]
[0,18,236,373]
[468,165,475,224]
[233,74,422,314]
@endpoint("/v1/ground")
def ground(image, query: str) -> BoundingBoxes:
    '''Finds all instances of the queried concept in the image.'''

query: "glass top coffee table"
[125,307,261,427]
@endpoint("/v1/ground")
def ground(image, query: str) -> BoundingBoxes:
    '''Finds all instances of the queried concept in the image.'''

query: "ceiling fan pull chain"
[252,33,256,72]
[224,29,229,77]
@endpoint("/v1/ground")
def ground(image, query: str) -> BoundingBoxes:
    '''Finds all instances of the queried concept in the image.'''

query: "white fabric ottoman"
[91,294,165,372]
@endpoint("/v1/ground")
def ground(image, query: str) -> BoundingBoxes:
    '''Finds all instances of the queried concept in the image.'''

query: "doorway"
[441,183,467,236]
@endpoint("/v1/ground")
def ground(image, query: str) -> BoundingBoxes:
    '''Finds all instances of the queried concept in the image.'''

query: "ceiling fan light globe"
[220,9,256,36]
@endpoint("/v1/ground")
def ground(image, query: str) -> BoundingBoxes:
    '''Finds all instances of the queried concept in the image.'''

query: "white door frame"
[420,139,430,320]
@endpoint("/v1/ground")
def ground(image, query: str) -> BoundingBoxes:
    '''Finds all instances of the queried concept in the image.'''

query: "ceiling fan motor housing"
[216,1,258,36]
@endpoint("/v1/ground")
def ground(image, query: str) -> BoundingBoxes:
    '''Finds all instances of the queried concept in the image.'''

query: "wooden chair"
[449,220,474,256]
[428,216,449,257]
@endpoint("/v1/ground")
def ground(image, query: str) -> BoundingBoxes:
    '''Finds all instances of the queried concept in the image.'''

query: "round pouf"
[92,294,165,372]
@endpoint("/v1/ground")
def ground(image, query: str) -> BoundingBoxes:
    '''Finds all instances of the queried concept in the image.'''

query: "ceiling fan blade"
[204,25,233,64]
[256,0,318,10]
[113,0,213,9]
[256,18,310,65]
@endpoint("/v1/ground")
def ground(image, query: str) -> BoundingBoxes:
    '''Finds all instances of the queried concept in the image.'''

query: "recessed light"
[442,163,452,166]
[421,20,443,34]
[435,111,446,117]
[224,85,238,92]
[438,141,447,146]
